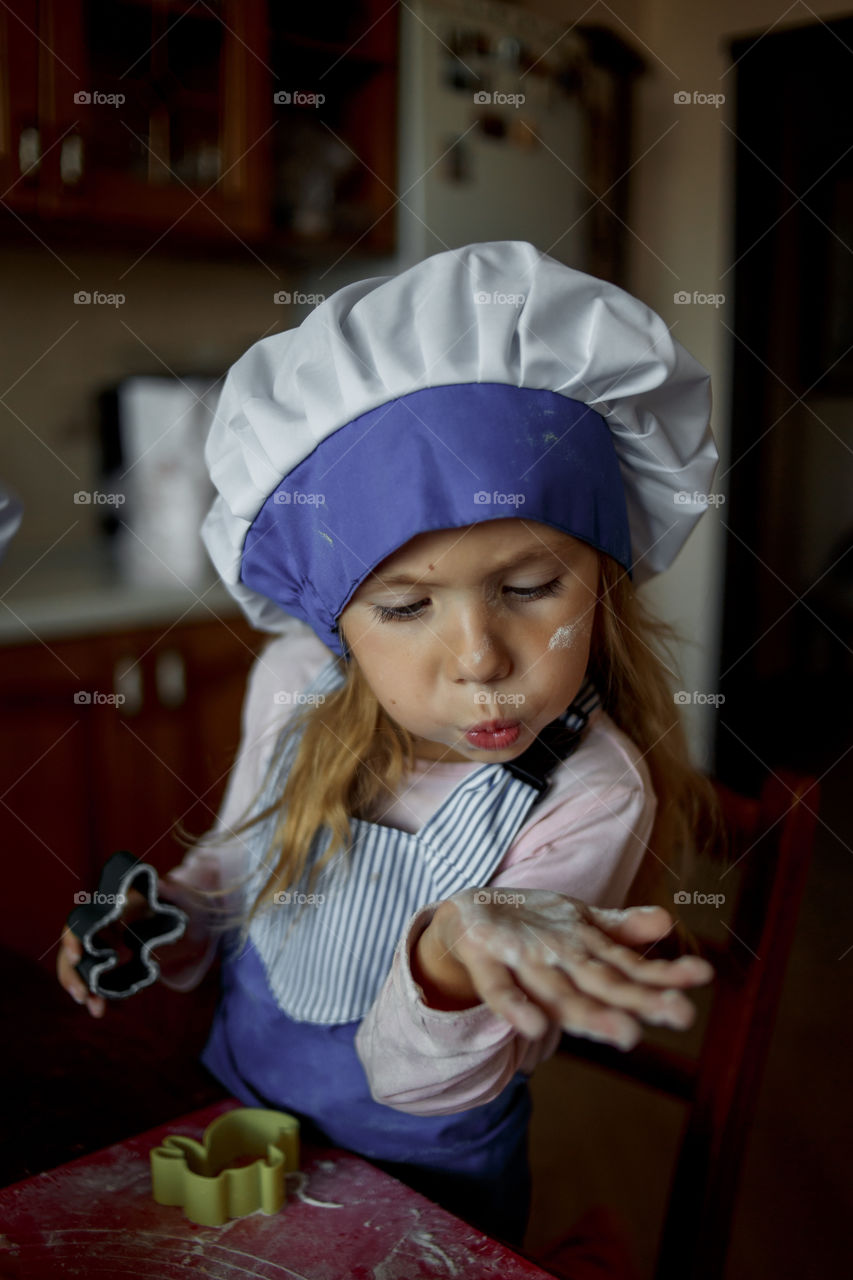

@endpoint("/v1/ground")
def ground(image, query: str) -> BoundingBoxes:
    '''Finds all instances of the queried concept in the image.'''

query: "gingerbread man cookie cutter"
[67,850,189,999]
[150,1108,300,1226]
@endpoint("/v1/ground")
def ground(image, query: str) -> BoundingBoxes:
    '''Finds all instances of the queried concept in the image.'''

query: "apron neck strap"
[500,703,592,794]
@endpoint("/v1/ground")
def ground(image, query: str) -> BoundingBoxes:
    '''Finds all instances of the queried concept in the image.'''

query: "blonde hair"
[587,557,728,939]
[177,552,727,954]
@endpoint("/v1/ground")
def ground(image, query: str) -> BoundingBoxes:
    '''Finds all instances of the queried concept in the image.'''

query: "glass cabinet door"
[36,0,272,242]
[1,0,399,255]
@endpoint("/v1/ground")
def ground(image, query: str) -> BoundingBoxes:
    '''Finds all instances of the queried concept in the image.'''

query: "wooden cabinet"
[0,613,266,971]
[0,0,40,216]
[0,0,271,243]
[0,0,398,254]
[266,4,398,253]
[41,0,272,241]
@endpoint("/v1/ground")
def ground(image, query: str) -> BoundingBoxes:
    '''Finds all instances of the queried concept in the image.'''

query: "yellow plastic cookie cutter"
[150,1108,300,1227]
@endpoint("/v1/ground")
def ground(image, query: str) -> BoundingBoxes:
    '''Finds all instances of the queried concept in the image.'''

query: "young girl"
[59,241,724,1249]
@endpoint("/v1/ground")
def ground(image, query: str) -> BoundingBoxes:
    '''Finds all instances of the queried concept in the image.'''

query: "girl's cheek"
[545,613,592,654]
[547,620,581,651]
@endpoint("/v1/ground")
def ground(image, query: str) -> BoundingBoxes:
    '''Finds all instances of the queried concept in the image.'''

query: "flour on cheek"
[547,619,583,651]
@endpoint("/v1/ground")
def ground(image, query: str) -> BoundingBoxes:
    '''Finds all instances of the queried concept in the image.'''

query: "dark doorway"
[717,16,853,791]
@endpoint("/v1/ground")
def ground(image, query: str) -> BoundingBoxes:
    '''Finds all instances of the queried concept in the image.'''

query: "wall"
[0,243,300,577]
[518,0,852,768]
[630,0,853,766]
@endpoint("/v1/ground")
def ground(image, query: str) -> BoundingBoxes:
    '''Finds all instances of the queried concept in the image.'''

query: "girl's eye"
[370,600,428,622]
[369,578,564,622]
[507,578,563,602]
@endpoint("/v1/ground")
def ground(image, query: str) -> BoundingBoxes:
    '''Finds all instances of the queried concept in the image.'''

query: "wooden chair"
[538,768,820,1280]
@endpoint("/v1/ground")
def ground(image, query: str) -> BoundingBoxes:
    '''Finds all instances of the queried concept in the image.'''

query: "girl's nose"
[447,610,512,683]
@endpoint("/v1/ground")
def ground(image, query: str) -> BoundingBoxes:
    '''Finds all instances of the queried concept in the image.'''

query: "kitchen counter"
[0,541,242,646]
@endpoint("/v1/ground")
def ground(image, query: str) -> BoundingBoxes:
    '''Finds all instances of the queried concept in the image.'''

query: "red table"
[0,1099,553,1279]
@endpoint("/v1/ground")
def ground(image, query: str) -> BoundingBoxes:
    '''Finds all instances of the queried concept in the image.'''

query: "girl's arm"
[410,891,710,1044]
[355,898,564,1115]
[355,746,709,1115]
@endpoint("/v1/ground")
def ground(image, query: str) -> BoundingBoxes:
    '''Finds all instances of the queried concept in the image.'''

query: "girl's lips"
[464,720,521,750]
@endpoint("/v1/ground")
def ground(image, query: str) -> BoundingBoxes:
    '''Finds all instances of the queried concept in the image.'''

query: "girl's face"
[338,519,600,763]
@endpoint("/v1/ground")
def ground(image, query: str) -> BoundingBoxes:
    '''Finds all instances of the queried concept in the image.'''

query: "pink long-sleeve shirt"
[164,619,656,1116]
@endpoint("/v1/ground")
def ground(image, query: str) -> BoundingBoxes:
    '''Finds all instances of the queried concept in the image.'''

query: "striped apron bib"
[202,657,600,1241]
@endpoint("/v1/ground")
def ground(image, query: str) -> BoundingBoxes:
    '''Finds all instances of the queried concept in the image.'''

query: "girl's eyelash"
[371,601,426,622]
[369,577,564,622]
[511,578,563,602]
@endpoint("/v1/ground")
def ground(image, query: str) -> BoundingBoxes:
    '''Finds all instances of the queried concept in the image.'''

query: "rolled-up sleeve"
[355,721,656,1115]
[355,902,563,1115]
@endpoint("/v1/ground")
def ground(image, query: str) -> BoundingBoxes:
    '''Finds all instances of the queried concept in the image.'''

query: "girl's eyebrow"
[374,545,568,589]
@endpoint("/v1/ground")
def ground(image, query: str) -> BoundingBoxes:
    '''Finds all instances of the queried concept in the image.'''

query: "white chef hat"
[201,241,717,656]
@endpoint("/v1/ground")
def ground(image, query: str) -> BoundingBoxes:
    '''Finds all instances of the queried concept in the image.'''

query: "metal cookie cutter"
[67,850,188,999]
[150,1108,300,1226]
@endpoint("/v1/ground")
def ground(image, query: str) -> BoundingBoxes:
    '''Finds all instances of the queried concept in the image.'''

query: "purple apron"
[202,658,599,1243]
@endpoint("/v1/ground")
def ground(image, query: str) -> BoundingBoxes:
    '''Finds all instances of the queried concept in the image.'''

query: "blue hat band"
[241,382,631,656]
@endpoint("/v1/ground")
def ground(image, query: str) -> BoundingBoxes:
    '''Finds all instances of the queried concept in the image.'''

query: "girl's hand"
[57,885,153,1018]
[56,876,207,1017]
[58,925,106,1017]
[416,888,714,1050]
